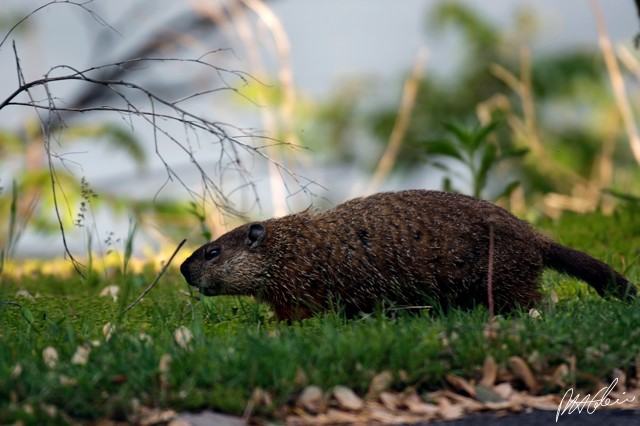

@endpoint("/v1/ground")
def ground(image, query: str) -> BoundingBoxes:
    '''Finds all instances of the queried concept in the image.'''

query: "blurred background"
[1,0,639,264]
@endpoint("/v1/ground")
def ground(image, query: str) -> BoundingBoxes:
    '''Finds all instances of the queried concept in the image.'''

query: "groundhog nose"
[180,259,192,282]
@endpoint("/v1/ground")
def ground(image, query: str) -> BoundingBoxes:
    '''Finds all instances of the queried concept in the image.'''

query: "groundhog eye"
[204,247,221,260]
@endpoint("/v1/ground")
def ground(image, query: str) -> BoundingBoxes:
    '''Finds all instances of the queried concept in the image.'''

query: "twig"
[590,0,640,166]
[365,47,428,195]
[486,220,495,339]
[12,41,85,276]
[121,239,187,315]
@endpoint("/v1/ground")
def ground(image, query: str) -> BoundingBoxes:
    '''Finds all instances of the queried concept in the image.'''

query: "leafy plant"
[421,121,527,200]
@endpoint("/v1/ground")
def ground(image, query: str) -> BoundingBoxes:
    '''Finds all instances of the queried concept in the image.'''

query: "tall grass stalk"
[0,181,35,278]
[122,218,139,276]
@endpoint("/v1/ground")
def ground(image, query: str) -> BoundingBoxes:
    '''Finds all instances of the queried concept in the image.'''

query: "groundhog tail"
[544,241,636,301]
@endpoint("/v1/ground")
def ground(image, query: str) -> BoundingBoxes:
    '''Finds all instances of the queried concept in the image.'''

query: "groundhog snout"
[179,258,195,285]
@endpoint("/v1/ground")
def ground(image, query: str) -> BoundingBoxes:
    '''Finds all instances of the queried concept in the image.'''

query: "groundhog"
[180,190,636,321]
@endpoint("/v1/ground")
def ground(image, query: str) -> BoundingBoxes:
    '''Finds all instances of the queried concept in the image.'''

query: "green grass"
[1,203,639,424]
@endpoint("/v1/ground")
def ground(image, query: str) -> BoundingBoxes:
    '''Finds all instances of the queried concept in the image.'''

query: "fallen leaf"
[139,407,176,426]
[493,382,514,400]
[508,356,540,392]
[294,367,308,387]
[159,354,172,373]
[324,408,361,424]
[138,333,153,344]
[250,387,273,407]
[59,375,78,386]
[102,322,116,341]
[437,396,464,421]
[71,344,91,365]
[298,385,325,413]
[612,368,627,392]
[379,391,401,412]
[550,363,569,387]
[173,326,193,350]
[99,285,120,302]
[332,386,363,411]
[159,354,171,390]
[42,347,58,369]
[367,371,393,400]
[11,363,22,379]
[403,391,439,415]
[15,289,35,301]
[446,374,476,397]
[479,355,497,387]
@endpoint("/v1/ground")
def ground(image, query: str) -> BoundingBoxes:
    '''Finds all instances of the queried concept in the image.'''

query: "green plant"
[421,121,527,200]
[0,181,36,278]
[187,201,213,242]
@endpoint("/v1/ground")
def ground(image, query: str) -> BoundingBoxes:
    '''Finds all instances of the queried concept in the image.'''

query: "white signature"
[556,378,636,422]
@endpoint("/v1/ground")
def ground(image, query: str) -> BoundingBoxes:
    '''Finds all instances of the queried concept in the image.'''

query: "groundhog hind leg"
[491,276,543,313]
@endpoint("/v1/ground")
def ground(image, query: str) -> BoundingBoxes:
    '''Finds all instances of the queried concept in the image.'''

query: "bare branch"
[0,0,120,50]
[121,238,186,315]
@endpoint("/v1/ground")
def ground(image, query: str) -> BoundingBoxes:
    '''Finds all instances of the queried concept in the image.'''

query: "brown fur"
[180,190,636,321]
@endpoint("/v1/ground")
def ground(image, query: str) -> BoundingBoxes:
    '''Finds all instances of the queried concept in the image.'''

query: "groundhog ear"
[246,224,266,249]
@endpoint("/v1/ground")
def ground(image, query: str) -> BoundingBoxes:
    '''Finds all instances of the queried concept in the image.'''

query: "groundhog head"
[180,223,267,296]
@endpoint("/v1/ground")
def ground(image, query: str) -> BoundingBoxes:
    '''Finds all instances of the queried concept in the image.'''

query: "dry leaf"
[368,405,404,423]
[139,408,176,426]
[15,289,35,301]
[168,420,190,426]
[442,390,484,411]
[159,354,172,390]
[528,308,542,319]
[437,396,464,421]
[324,408,361,424]
[507,356,540,392]
[99,285,120,302]
[479,355,497,387]
[493,382,514,400]
[550,363,569,387]
[102,322,116,341]
[71,344,91,365]
[250,387,273,407]
[379,391,401,412]
[173,326,193,350]
[332,386,364,411]
[138,333,153,344]
[403,391,439,415]
[294,367,308,387]
[446,374,476,397]
[612,368,627,392]
[40,403,57,418]
[42,347,58,369]
[59,375,78,386]
[11,363,22,379]
[298,385,325,414]
[367,370,393,399]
